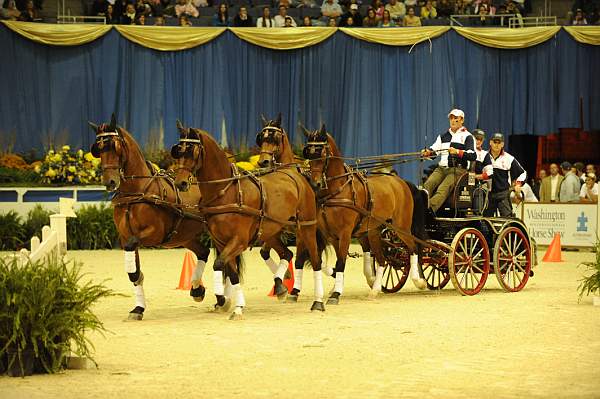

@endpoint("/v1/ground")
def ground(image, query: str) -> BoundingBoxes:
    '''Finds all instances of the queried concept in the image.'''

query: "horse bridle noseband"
[92,130,127,174]
[172,135,205,175]
[303,139,331,190]
[256,126,284,161]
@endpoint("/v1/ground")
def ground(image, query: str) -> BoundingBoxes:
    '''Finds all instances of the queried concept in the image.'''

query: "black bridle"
[256,125,284,162]
[171,132,205,175]
[91,128,127,174]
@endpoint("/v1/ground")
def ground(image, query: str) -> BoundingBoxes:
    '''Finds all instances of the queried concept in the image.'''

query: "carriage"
[374,171,537,296]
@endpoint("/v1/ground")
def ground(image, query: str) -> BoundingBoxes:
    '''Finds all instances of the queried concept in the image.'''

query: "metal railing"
[57,0,106,24]
[508,15,557,28]
[449,14,518,27]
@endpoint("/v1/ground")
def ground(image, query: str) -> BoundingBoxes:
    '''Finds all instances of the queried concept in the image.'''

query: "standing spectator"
[213,2,229,26]
[436,0,452,18]
[121,2,137,23]
[385,0,405,22]
[301,15,312,25]
[559,161,581,202]
[105,3,119,22]
[175,0,199,18]
[321,0,342,19]
[403,6,421,25]
[378,9,395,26]
[540,163,563,202]
[233,5,253,26]
[571,8,588,24]
[363,7,378,25]
[340,3,363,26]
[531,168,546,199]
[574,162,586,184]
[256,6,275,26]
[371,0,384,19]
[18,0,39,20]
[586,164,597,177]
[580,173,599,203]
[421,0,437,19]
[274,5,296,26]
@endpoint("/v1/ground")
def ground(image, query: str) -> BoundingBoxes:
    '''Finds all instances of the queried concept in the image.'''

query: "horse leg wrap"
[213,270,225,297]
[224,277,233,299]
[265,258,278,274]
[191,259,206,284]
[232,283,245,308]
[373,264,385,292]
[313,269,324,303]
[334,272,344,295]
[363,252,373,278]
[410,254,427,290]
[292,268,303,292]
[274,259,289,281]
[124,251,136,274]
[133,277,146,309]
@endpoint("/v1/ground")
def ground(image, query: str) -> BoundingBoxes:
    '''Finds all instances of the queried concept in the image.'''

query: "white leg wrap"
[265,258,278,274]
[192,259,206,282]
[293,268,303,291]
[274,259,288,281]
[313,270,324,302]
[363,252,373,278]
[124,251,136,274]
[233,283,245,308]
[334,272,344,294]
[213,270,224,296]
[372,264,385,292]
[224,277,233,298]
[410,254,427,290]
[133,283,146,309]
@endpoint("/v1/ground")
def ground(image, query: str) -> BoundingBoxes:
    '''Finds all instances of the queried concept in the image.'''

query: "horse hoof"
[413,279,427,290]
[190,285,206,302]
[214,297,232,313]
[127,306,145,320]
[274,279,288,300]
[192,296,205,303]
[368,291,379,300]
[287,294,299,303]
[228,308,243,321]
[310,301,325,312]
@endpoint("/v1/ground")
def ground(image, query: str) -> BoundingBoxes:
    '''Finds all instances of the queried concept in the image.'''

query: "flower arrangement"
[35,146,101,185]
[0,154,29,170]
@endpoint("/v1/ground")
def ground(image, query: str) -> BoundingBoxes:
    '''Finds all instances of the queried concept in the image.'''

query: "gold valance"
[563,26,600,45]
[2,21,111,46]
[115,26,226,51]
[340,26,450,46]
[453,26,560,49]
[230,27,336,50]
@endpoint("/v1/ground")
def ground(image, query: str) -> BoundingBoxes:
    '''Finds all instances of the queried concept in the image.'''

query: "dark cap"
[491,133,504,142]
[472,129,485,139]
[561,161,572,170]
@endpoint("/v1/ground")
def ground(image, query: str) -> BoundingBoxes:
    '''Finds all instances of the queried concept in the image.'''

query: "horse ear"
[275,113,282,127]
[88,122,98,133]
[176,119,186,137]
[110,113,117,131]
[319,124,326,135]
[299,122,311,138]
[260,114,268,126]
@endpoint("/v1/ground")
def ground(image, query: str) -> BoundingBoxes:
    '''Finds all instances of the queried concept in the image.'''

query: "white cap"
[448,108,465,118]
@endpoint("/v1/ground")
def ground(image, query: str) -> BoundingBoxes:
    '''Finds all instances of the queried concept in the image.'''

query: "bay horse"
[89,114,213,320]
[172,122,325,319]
[301,125,427,302]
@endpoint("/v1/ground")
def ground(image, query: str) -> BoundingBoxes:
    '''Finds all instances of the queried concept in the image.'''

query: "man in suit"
[539,163,563,202]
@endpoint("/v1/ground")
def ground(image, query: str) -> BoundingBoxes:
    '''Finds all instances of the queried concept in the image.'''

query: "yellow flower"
[34,164,41,173]
[84,152,95,162]
[52,154,62,163]
[249,155,260,167]
[45,168,56,178]
[48,149,54,155]
[67,175,74,182]
[91,158,100,167]
[68,166,77,173]
[77,149,84,158]
[236,161,255,171]
[62,145,70,152]
[90,170,96,177]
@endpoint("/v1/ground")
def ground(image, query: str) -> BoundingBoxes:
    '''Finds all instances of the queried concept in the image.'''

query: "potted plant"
[0,256,115,377]
[578,240,600,306]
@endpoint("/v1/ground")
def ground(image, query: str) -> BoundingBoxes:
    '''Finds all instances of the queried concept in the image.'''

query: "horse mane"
[116,126,151,175]
[326,133,342,157]
[192,128,232,179]
[279,129,295,163]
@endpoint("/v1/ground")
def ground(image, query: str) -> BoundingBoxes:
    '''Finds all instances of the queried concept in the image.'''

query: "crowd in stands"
[568,0,600,24]
[526,162,598,203]
[0,0,537,26]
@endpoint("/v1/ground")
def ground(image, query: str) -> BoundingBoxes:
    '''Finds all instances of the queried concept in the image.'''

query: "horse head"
[88,113,125,192]
[302,124,330,191]
[172,120,204,192]
[257,113,285,168]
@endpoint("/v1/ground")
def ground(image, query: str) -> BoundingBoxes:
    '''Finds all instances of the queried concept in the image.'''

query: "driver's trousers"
[423,166,465,212]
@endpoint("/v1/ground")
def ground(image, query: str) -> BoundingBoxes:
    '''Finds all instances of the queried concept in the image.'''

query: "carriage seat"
[438,171,481,215]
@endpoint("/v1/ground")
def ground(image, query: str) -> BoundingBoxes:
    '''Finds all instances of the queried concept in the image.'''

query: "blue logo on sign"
[577,212,588,232]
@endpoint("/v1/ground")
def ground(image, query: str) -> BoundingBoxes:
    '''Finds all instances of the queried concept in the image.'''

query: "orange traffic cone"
[542,233,562,262]
[177,251,196,290]
[268,260,294,296]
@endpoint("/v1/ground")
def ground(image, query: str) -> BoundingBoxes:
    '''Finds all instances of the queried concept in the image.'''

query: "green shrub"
[0,167,41,186]
[23,205,52,245]
[0,256,116,375]
[0,211,26,250]
[578,240,600,300]
[67,204,119,250]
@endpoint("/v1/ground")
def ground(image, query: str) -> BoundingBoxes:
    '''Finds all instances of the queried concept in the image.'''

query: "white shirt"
[256,17,275,27]
[550,175,559,201]
[511,183,538,202]
[274,14,297,26]
[579,182,599,200]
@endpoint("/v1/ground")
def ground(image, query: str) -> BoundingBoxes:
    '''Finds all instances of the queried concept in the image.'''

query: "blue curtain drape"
[1,26,599,182]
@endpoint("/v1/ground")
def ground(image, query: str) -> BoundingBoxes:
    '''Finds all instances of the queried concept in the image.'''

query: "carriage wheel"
[367,228,410,293]
[448,228,490,296]
[493,227,531,292]
[419,240,451,290]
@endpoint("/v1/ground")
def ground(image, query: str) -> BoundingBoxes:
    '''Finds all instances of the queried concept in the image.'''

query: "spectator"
[192,0,208,8]
[403,5,421,25]
[179,13,192,25]
[405,0,416,7]
[105,3,120,22]
[340,3,362,26]
[531,168,546,199]
[213,2,229,26]
[505,0,521,16]
[278,0,296,8]
[297,0,317,7]
[511,181,538,205]
[540,163,563,202]
[122,3,138,23]
[327,16,337,25]
[586,164,596,177]
[91,0,108,16]
[436,0,452,18]
[233,5,253,26]
[275,5,296,26]
[301,15,312,25]
[574,161,586,183]
[385,0,405,22]
[474,0,494,15]
[453,0,472,15]
[363,7,378,25]
[256,6,275,26]
[572,8,588,24]
[345,15,361,25]
[135,0,150,16]
[580,173,599,203]
[284,15,294,25]
[135,13,146,24]
[420,0,437,19]
[474,5,491,25]
[1,0,22,19]
[18,0,39,20]
[559,161,581,202]
[321,0,342,19]
[175,0,199,18]
[378,9,395,25]
[154,15,165,24]
[371,0,384,19]
[149,0,164,17]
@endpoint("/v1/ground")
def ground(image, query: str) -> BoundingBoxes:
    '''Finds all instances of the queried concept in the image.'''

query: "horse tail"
[235,254,244,281]
[406,180,428,241]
